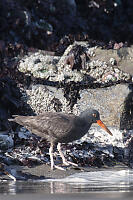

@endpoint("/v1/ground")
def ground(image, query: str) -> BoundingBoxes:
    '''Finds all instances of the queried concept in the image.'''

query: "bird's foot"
[63,160,78,167]
[51,164,66,171]
[50,162,78,171]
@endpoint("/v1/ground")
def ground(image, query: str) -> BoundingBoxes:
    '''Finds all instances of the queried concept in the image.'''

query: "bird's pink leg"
[49,143,66,170]
[57,143,78,167]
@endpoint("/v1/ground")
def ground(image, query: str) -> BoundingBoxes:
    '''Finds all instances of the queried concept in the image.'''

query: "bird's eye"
[92,113,97,118]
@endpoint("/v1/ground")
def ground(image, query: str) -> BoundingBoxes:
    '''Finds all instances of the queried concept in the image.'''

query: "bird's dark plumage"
[9,109,112,170]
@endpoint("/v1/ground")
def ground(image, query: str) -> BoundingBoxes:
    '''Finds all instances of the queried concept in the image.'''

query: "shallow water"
[0,168,133,200]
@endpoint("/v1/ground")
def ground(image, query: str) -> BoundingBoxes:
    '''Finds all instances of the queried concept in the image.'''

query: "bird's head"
[80,109,113,136]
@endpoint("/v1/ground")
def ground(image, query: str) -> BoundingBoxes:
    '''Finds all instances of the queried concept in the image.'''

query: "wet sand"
[25,164,81,179]
[25,163,128,178]
[1,162,128,180]
[0,163,85,180]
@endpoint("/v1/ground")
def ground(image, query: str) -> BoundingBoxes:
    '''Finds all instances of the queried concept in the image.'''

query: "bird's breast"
[57,122,91,143]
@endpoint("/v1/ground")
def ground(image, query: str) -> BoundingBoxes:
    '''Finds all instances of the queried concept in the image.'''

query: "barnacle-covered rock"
[18,42,131,85]
[57,41,131,84]
[19,52,59,80]
[22,84,73,115]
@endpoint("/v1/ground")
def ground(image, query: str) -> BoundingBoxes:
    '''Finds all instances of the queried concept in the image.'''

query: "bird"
[9,109,113,170]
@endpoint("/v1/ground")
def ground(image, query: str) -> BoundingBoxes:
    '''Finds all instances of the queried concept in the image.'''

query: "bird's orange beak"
[96,120,113,136]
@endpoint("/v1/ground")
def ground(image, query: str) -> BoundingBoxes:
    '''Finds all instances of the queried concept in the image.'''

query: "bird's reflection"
[8,181,17,195]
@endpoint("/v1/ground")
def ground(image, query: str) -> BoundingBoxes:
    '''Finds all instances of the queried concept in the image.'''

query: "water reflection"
[0,169,133,195]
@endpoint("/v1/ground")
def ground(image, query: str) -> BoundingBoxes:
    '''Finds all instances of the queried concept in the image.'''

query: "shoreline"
[0,163,128,181]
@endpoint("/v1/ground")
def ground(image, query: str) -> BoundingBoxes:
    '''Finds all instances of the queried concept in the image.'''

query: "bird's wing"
[13,112,77,139]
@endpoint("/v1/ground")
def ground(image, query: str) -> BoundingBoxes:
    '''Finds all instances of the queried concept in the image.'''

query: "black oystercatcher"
[9,109,113,170]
